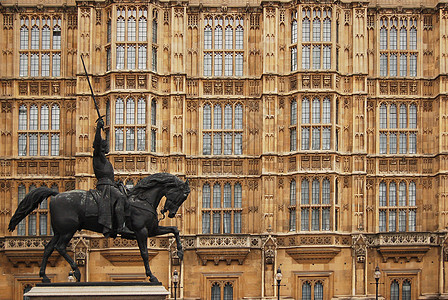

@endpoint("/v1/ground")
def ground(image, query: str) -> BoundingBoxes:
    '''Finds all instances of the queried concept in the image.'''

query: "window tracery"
[203,15,244,77]
[114,96,147,152]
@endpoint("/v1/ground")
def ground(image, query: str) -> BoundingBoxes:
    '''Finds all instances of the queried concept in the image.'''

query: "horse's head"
[161,179,190,218]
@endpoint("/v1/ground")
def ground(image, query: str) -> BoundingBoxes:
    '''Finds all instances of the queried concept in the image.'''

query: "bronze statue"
[8,173,190,283]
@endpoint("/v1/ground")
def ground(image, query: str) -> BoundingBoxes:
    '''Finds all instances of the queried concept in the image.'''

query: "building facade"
[1,0,448,299]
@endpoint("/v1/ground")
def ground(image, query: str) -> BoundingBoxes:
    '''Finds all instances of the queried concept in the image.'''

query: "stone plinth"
[24,282,169,300]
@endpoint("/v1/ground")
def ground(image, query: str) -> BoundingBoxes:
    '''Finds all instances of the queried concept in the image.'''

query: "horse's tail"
[8,187,59,232]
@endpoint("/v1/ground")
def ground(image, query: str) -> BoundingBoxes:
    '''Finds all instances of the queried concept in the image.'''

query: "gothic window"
[202,182,242,234]
[19,16,62,77]
[203,103,243,155]
[114,97,147,151]
[379,181,417,232]
[379,16,418,77]
[301,280,325,300]
[390,279,412,300]
[17,104,60,156]
[152,47,157,71]
[379,103,417,154]
[299,7,332,70]
[203,15,244,76]
[115,7,148,70]
[290,177,335,232]
[16,184,52,236]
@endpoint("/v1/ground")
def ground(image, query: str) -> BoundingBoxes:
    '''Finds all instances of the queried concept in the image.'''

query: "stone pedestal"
[24,282,169,300]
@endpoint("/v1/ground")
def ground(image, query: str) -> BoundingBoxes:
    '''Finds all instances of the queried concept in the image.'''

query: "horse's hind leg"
[55,231,81,282]
[39,233,59,283]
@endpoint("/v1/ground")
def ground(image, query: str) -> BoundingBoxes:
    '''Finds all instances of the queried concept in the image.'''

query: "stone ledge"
[286,247,341,263]
[378,246,431,262]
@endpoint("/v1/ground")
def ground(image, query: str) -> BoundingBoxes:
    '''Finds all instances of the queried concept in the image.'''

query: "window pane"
[138,45,147,69]
[223,212,231,233]
[312,128,320,150]
[379,133,387,154]
[313,16,321,41]
[214,105,222,129]
[380,54,387,76]
[399,133,407,154]
[409,209,416,231]
[409,104,417,128]
[115,128,124,151]
[322,179,330,204]
[322,127,330,150]
[323,46,331,69]
[28,214,37,236]
[312,99,320,123]
[128,17,136,41]
[214,53,222,76]
[289,209,297,231]
[389,182,396,206]
[225,53,233,76]
[30,54,39,77]
[116,45,125,69]
[389,210,396,231]
[29,134,37,156]
[322,208,330,231]
[302,282,311,300]
[224,133,232,155]
[291,47,297,71]
[202,212,210,233]
[213,213,221,233]
[409,182,416,206]
[399,210,406,231]
[137,98,146,124]
[225,26,233,49]
[40,134,49,156]
[151,129,156,152]
[213,184,221,208]
[204,26,212,49]
[234,104,243,129]
[235,53,243,76]
[137,128,146,151]
[302,17,310,42]
[203,133,211,155]
[302,98,310,123]
[314,282,323,300]
[139,17,147,41]
[291,19,297,43]
[302,127,310,150]
[211,283,220,300]
[291,100,297,125]
[127,98,135,124]
[126,128,135,151]
[390,133,397,154]
[115,98,124,124]
[40,213,47,235]
[117,16,125,41]
[391,281,399,300]
[215,26,222,49]
[42,53,50,76]
[234,183,242,208]
[234,133,242,155]
[312,179,320,204]
[301,209,309,230]
[213,133,222,155]
[234,212,241,233]
[20,54,28,77]
[379,182,387,206]
[18,134,27,156]
[20,26,29,49]
[379,210,386,231]
[127,46,136,69]
[323,17,331,41]
[311,208,320,230]
[236,25,243,49]
[313,45,321,69]
[224,283,233,300]
[301,179,309,204]
[390,54,397,76]
[223,184,231,208]
[403,281,411,300]
[410,54,417,76]
[380,27,387,50]
[302,46,310,69]
[290,180,296,205]
[290,128,297,151]
[400,54,407,76]
[202,184,211,208]
[390,27,397,49]
[322,98,331,123]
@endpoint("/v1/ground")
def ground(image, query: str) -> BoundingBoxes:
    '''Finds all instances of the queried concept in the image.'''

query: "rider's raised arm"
[93,119,104,156]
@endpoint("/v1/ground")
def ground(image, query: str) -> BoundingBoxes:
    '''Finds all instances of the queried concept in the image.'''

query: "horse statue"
[8,172,190,283]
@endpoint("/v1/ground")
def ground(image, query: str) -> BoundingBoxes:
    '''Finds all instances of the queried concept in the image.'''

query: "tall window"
[203,103,243,155]
[202,182,242,234]
[379,181,417,232]
[114,97,146,151]
[289,178,337,231]
[203,15,244,76]
[115,7,148,70]
[294,96,332,150]
[19,16,62,77]
[298,7,332,70]
[18,104,60,156]
[379,16,418,77]
[378,103,417,154]
[16,184,55,236]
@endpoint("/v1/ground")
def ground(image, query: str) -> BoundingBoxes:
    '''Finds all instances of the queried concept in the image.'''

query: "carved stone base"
[24,282,169,300]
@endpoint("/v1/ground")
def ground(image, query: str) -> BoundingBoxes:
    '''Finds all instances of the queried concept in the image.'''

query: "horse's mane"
[129,173,185,199]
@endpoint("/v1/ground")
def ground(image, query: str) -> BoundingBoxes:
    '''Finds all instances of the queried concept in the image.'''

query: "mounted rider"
[93,118,133,237]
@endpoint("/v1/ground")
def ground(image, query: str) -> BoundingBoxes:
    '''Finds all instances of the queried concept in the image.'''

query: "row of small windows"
[203,16,244,77]
[18,104,60,156]
[203,103,243,155]
[20,17,61,50]
[291,8,332,43]
[379,181,416,232]
[379,103,417,129]
[115,7,157,43]
[112,98,157,152]
[380,17,417,51]
[289,178,338,232]
[202,183,242,234]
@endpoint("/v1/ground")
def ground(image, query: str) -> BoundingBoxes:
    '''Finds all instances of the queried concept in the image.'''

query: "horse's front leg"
[152,226,183,260]
[135,228,159,283]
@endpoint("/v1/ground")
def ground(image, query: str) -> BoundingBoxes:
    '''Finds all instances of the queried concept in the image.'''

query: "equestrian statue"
[8,56,190,283]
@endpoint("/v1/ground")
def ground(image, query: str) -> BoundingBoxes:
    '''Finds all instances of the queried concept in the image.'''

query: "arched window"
[30,105,38,130]
[389,182,396,206]
[399,104,407,128]
[302,98,310,123]
[115,128,124,151]
[223,283,233,300]
[211,283,220,300]
[139,17,147,41]
[390,26,397,49]
[322,97,330,123]
[235,24,243,49]
[323,15,331,41]
[291,100,297,125]
[399,181,407,206]
[204,25,212,49]
[402,280,411,300]
[400,26,407,50]
[380,20,388,50]
[322,179,330,204]
[291,18,298,44]
[312,179,320,204]
[42,26,50,49]
[31,26,39,49]
[301,179,310,204]
[379,182,387,206]
[234,183,242,208]
[214,105,222,129]
[203,104,211,129]
[137,98,146,124]
[302,282,311,300]
[234,104,243,129]
[152,19,158,44]
[391,280,399,300]
[302,9,310,42]
[151,99,157,126]
[314,282,324,300]
[409,181,416,206]
[115,98,124,124]
[225,25,233,49]
[40,105,49,130]
[214,25,222,49]
[312,9,321,41]
[20,25,29,49]
[202,184,211,208]
[128,16,136,41]
[19,105,27,130]
[117,15,125,41]
[223,183,231,208]
[51,104,60,130]
[380,104,387,128]
[312,98,320,123]
[213,183,221,208]
[224,105,232,129]
[126,98,135,124]
[409,104,417,128]
[290,180,297,206]
[409,27,417,50]
[389,104,397,128]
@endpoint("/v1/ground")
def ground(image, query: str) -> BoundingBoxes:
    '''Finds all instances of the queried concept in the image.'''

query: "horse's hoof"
[177,251,184,261]
[74,270,81,282]
[149,276,160,283]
